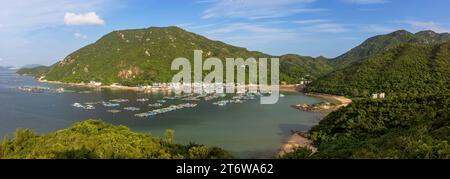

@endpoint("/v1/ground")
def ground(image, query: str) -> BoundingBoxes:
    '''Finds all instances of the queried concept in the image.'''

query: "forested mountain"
[331,30,450,69]
[279,54,333,84]
[305,42,450,97]
[19,26,333,86]
[41,26,270,86]
[308,94,450,159]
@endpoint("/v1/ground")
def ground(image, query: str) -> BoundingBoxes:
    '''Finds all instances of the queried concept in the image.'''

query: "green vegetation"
[331,30,450,69]
[17,26,330,86]
[306,94,450,159]
[16,66,50,77]
[12,29,450,159]
[305,42,450,97]
[279,54,333,84]
[0,120,233,159]
[279,147,314,159]
[42,26,270,86]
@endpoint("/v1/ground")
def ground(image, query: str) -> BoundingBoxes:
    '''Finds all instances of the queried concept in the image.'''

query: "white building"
[372,94,379,99]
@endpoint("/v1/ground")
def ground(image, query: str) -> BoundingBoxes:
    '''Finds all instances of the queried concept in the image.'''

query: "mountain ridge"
[306,42,450,97]
[331,29,450,69]
[24,26,332,86]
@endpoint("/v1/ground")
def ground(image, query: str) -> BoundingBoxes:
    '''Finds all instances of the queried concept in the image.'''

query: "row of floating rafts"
[135,103,198,118]
[124,107,141,111]
[163,96,178,100]
[110,99,129,103]
[182,97,201,101]
[148,103,163,107]
[16,86,49,93]
[213,99,245,107]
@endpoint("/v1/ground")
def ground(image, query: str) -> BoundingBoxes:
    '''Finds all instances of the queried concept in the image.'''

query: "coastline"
[38,79,301,93]
[38,78,334,158]
[38,79,144,91]
[305,92,352,108]
[278,92,352,157]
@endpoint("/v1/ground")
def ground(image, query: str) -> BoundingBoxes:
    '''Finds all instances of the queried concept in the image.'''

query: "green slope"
[43,26,270,86]
[308,94,450,159]
[332,30,450,69]
[39,26,334,86]
[279,54,333,84]
[0,120,232,159]
[305,42,450,97]
[16,66,50,77]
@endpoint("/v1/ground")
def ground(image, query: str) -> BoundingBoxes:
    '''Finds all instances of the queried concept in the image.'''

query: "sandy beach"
[305,92,352,108]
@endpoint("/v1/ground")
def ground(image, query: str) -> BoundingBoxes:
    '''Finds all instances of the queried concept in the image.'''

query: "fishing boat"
[72,103,84,108]
[102,102,120,107]
[213,100,228,107]
[107,110,122,114]
[148,103,163,107]
[124,107,141,111]
[136,98,149,102]
[84,105,96,110]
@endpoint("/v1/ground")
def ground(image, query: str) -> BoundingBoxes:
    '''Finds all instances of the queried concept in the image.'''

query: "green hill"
[42,26,272,86]
[279,54,333,84]
[0,120,232,159]
[16,66,50,76]
[31,26,334,86]
[305,42,450,97]
[307,94,450,159]
[332,30,450,69]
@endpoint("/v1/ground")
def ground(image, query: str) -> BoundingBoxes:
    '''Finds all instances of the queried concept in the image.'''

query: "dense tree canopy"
[305,43,450,97]
[0,120,233,159]
[300,94,450,159]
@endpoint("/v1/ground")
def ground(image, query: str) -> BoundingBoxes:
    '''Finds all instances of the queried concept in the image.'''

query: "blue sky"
[0,0,449,67]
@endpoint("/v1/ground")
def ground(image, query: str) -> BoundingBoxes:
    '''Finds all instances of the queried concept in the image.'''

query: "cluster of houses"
[97,82,271,93]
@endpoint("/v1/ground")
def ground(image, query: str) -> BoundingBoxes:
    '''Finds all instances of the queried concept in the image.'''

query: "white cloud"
[342,0,387,4]
[0,0,110,32]
[201,0,324,20]
[207,23,288,34]
[202,22,300,52]
[294,19,330,24]
[74,33,88,39]
[361,24,396,33]
[399,20,449,33]
[64,12,105,26]
[0,0,110,33]
[305,23,351,33]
